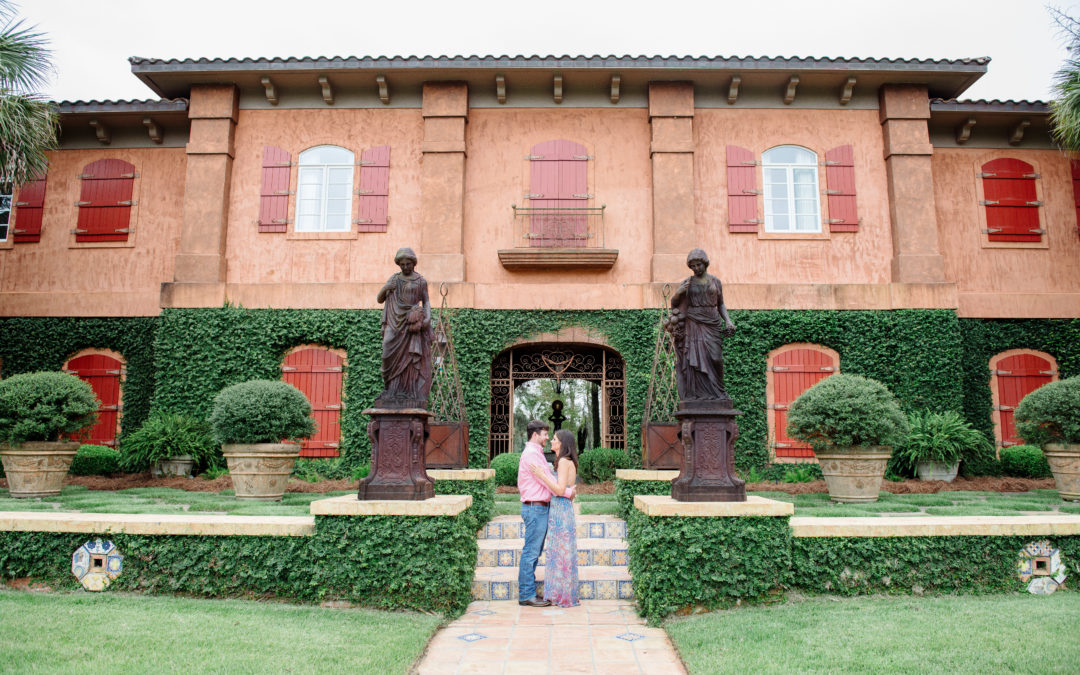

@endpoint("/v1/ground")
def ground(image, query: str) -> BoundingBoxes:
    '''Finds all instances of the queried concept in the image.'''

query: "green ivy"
[433,477,496,531]
[0,513,477,615]
[0,317,159,439]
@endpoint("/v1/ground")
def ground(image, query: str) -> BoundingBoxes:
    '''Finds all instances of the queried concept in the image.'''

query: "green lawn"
[0,589,441,673]
[666,593,1080,674]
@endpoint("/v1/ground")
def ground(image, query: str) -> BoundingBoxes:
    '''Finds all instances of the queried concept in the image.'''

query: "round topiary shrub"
[0,371,99,444]
[70,444,121,476]
[209,380,316,445]
[999,444,1053,479]
[490,452,521,486]
[578,447,632,483]
[119,412,220,472]
[1015,376,1080,446]
[787,374,909,450]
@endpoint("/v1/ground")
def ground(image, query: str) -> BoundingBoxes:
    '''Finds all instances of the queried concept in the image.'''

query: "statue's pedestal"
[671,405,747,502]
[358,407,435,501]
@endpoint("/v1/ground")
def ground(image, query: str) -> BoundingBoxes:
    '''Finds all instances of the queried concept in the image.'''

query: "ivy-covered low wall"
[433,477,496,531]
[0,514,477,615]
[615,479,672,520]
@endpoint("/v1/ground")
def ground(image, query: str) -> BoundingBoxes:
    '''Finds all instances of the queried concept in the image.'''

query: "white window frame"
[762,145,821,233]
[296,146,354,233]
[0,183,11,243]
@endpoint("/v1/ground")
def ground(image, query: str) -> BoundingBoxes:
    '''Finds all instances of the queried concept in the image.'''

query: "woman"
[376,247,433,402]
[530,429,579,607]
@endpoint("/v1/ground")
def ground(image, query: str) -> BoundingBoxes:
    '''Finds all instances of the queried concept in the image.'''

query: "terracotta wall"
[693,109,893,285]
[224,108,425,286]
[932,147,1080,317]
[0,147,186,316]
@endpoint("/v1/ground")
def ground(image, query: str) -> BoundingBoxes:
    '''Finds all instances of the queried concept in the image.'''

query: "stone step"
[479,514,627,541]
[478,537,629,568]
[472,564,633,601]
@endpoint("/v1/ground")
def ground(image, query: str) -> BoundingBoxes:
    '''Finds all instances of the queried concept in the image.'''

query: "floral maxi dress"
[543,495,579,607]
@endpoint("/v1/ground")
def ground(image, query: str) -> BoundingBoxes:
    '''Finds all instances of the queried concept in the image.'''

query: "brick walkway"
[412,599,685,675]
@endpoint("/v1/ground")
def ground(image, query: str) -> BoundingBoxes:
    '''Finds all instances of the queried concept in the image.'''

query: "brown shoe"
[518,598,551,607]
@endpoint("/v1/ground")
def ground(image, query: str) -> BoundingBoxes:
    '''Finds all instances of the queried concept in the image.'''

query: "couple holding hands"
[516,420,580,608]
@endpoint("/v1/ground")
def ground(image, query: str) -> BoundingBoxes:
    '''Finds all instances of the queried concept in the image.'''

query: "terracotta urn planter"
[222,443,300,501]
[916,460,960,483]
[0,441,81,498]
[152,455,196,478]
[814,445,892,503]
[1042,443,1080,502]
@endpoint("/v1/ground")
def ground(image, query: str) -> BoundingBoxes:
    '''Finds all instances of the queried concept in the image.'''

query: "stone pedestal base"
[671,406,746,502]
[358,407,435,501]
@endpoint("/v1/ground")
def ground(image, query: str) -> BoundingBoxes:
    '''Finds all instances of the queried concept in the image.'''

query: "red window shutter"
[981,158,1041,242]
[12,172,47,243]
[994,353,1055,447]
[63,354,122,447]
[258,146,291,233]
[282,348,344,458]
[76,159,135,242]
[356,145,389,233]
[1071,160,1080,241]
[771,348,837,459]
[528,139,589,247]
[726,146,758,233]
[825,145,858,232]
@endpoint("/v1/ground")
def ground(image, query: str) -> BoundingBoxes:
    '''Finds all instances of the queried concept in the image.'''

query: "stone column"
[880,84,945,283]
[649,82,696,282]
[420,82,468,282]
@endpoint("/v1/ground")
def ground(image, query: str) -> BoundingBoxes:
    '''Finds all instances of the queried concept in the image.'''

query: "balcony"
[497,205,619,270]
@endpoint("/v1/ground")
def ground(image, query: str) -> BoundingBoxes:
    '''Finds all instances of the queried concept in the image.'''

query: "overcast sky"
[16,0,1080,103]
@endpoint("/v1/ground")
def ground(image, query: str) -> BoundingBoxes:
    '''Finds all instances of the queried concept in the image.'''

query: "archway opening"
[512,378,602,453]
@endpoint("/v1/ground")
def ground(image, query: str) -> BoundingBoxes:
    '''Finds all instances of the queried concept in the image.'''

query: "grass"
[666,592,1080,674]
[0,589,441,674]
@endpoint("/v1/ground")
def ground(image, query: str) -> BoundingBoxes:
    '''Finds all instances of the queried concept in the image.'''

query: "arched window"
[63,350,125,447]
[281,346,345,457]
[527,139,590,247]
[296,146,354,232]
[990,350,1058,448]
[766,344,839,461]
[762,145,821,233]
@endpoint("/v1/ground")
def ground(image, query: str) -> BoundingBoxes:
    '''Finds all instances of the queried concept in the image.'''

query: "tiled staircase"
[471,514,634,601]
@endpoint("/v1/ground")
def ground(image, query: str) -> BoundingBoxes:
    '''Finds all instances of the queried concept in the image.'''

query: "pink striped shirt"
[517,442,573,502]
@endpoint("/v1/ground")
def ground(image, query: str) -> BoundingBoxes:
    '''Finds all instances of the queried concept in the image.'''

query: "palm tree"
[0,0,56,187]
[1050,7,1080,152]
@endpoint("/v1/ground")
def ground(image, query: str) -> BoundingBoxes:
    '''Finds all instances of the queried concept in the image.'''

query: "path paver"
[413,600,685,675]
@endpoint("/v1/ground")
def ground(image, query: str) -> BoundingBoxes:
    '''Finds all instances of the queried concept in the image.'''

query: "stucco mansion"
[1,55,1076,469]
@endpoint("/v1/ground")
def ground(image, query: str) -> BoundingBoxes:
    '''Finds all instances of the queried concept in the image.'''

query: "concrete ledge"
[634,495,794,517]
[0,512,315,537]
[616,469,678,481]
[427,469,495,481]
[791,515,1080,538]
[310,494,472,516]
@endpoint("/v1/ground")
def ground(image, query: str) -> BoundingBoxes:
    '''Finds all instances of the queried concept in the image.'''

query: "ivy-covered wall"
[0,317,159,438]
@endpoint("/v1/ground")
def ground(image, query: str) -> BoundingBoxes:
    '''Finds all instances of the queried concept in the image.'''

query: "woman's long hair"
[554,429,579,468]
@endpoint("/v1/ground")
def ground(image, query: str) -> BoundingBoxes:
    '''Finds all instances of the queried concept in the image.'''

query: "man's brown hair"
[525,419,549,441]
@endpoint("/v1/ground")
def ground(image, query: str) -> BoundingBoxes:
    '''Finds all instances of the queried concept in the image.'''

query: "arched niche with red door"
[63,350,125,447]
[990,349,1059,449]
[281,346,345,458]
[766,344,840,462]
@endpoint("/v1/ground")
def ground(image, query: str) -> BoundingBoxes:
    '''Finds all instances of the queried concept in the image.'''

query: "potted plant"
[787,374,909,503]
[209,380,316,501]
[1015,376,1080,502]
[892,410,994,482]
[119,412,220,477]
[0,371,99,498]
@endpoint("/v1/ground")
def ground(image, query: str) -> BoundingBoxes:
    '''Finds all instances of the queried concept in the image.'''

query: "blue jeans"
[518,503,549,601]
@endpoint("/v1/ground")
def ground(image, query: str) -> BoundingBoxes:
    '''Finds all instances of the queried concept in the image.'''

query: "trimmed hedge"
[1000,445,1053,479]
[69,445,121,476]
[490,452,521,486]
[578,447,633,483]
[433,477,496,531]
[0,514,477,616]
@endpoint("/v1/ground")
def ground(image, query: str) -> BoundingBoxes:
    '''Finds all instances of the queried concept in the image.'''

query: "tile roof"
[930,98,1050,113]
[55,99,188,113]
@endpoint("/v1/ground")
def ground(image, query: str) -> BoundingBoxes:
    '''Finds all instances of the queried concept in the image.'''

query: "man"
[516,419,572,607]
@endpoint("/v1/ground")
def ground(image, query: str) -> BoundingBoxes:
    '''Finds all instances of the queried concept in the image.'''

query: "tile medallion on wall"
[1018,539,1067,594]
[71,539,123,592]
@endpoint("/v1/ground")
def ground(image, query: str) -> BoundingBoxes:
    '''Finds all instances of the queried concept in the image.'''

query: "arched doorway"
[489,343,625,459]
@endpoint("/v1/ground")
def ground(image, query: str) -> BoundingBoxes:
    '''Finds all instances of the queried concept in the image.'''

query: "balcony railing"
[510,205,607,248]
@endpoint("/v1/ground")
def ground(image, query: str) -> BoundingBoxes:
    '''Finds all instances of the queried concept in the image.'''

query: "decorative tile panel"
[71,539,122,592]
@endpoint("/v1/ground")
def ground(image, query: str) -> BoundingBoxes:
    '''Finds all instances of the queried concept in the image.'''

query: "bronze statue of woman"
[667,248,736,404]
[377,247,433,404]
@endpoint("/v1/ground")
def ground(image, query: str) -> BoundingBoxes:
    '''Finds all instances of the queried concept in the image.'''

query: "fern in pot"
[209,380,316,501]
[892,410,993,482]
[119,412,219,477]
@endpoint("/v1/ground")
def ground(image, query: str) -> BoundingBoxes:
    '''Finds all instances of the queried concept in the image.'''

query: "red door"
[529,140,588,247]
[994,353,1055,447]
[771,348,837,459]
[64,354,122,446]
[282,348,343,457]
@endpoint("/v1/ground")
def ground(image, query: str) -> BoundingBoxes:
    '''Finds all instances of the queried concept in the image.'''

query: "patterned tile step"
[477,537,629,567]
[479,514,627,540]
[472,564,634,601]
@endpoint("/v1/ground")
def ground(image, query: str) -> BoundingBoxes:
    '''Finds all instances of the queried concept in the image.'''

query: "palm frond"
[0,4,52,94]
[0,93,57,185]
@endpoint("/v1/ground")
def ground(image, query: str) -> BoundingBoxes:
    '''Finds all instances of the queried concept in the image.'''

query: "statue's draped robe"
[380,273,433,400]
[677,275,729,401]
